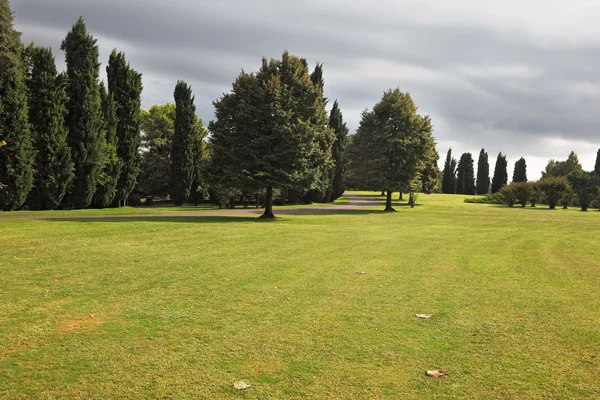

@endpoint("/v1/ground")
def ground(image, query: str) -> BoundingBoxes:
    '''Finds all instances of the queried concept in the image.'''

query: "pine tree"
[476,148,490,195]
[441,149,457,194]
[170,81,196,206]
[491,152,508,193]
[25,46,73,210]
[595,149,600,175]
[328,100,349,202]
[106,50,143,206]
[513,157,527,182]
[0,0,34,210]
[93,83,122,208]
[61,18,104,209]
[456,152,476,194]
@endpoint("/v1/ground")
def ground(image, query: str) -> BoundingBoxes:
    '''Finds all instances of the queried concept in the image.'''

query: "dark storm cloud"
[12,0,600,177]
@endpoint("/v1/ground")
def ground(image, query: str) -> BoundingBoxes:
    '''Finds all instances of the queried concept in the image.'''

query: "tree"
[566,170,600,211]
[476,148,490,195]
[170,81,197,206]
[25,46,73,210]
[441,149,457,194]
[61,18,104,209]
[542,151,583,178]
[501,182,533,208]
[537,176,570,209]
[93,83,122,208]
[106,50,143,205]
[456,152,475,194]
[0,0,34,210]
[513,157,527,183]
[347,89,435,212]
[328,100,349,202]
[189,120,208,205]
[595,149,600,175]
[421,146,440,194]
[208,52,333,219]
[491,152,508,193]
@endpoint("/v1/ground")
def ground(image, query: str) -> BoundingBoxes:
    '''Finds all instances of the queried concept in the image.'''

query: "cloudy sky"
[12,0,600,179]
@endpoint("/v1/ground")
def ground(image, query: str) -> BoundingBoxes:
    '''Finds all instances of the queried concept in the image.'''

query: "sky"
[12,0,600,179]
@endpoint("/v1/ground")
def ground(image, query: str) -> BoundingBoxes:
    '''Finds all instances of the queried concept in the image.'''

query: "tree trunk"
[384,190,396,212]
[399,192,403,201]
[381,191,385,196]
[260,186,276,219]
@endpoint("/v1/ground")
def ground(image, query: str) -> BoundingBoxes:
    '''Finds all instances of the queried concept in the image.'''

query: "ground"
[1,193,599,399]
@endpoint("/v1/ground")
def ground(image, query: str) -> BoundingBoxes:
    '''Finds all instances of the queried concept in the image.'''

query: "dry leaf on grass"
[416,314,433,319]
[426,370,448,378]
[233,381,251,390]
[356,272,367,275]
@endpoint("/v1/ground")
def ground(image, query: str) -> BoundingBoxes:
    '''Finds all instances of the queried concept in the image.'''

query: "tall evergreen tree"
[25,46,73,210]
[595,148,600,175]
[491,152,508,193]
[170,81,196,206]
[93,83,122,208]
[0,0,34,210]
[421,142,440,194]
[476,148,490,195]
[513,157,527,182]
[61,18,104,209]
[456,152,476,195]
[441,149,457,194]
[106,50,143,206]
[328,100,349,202]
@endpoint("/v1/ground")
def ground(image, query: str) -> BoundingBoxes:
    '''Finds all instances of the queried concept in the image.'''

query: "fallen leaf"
[517,316,523,319]
[416,314,433,319]
[89,314,95,318]
[233,381,251,390]
[426,370,448,378]
[357,272,367,275]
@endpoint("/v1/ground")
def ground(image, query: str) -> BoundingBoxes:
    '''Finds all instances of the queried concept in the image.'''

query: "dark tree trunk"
[260,186,276,219]
[384,190,396,212]
[582,205,588,211]
[381,191,385,196]
[399,192,403,201]
[549,203,556,210]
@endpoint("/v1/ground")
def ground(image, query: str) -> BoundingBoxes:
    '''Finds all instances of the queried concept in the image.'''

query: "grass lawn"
[1,193,599,398]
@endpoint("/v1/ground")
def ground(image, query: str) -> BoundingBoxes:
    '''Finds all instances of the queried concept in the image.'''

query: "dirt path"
[0,193,383,220]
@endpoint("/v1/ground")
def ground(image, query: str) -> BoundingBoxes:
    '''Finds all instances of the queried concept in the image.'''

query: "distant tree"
[476,148,490,195]
[328,100,349,202]
[456,152,476,194]
[348,89,436,212]
[566,170,599,211]
[501,182,533,208]
[542,151,583,178]
[537,176,570,209]
[209,52,333,219]
[0,0,34,210]
[595,149,600,175]
[421,145,440,194]
[61,18,105,209]
[25,46,73,210]
[106,50,143,206]
[441,149,457,194]
[491,152,508,193]
[170,81,197,206]
[513,157,527,183]
[189,120,208,205]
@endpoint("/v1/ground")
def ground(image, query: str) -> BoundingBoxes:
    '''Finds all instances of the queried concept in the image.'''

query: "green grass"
[1,193,599,398]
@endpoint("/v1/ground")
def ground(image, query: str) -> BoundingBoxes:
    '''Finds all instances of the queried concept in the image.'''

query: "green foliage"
[464,192,505,204]
[328,100,349,202]
[456,152,475,195]
[0,0,34,210]
[441,149,457,194]
[501,182,533,208]
[476,148,490,195]
[542,151,583,178]
[208,51,333,218]
[60,17,104,209]
[500,184,517,207]
[107,50,143,204]
[537,176,571,209]
[170,81,196,206]
[595,149,600,176]
[566,170,600,211]
[491,152,508,193]
[513,157,527,183]
[421,145,440,194]
[25,46,74,210]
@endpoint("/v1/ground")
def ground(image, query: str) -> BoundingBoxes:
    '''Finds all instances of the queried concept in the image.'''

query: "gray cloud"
[12,0,600,178]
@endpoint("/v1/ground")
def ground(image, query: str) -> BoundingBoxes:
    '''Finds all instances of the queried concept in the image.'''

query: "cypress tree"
[595,149,600,175]
[476,148,490,195]
[441,149,457,194]
[170,81,196,206]
[513,157,527,182]
[61,18,104,209]
[491,152,508,193]
[25,46,73,210]
[328,100,349,202]
[456,152,476,195]
[93,83,122,208]
[0,0,34,210]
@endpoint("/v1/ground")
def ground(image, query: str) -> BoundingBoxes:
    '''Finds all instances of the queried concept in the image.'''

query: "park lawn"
[1,193,599,399]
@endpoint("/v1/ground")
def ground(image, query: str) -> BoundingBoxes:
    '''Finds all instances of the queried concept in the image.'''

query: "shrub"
[128,194,142,207]
[537,176,571,209]
[500,185,517,207]
[464,192,505,204]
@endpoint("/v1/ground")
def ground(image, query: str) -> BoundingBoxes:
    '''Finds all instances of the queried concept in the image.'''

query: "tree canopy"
[476,148,490,195]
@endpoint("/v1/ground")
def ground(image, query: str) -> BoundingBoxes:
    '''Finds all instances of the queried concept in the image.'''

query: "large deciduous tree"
[513,157,527,183]
[25,46,73,210]
[106,50,143,205]
[456,152,475,195]
[441,149,457,194]
[208,52,333,219]
[347,89,436,212]
[0,0,34,210]
[61,17,104,209]
[476,148,490,195]
[491,152,508,193]
[566,170,599,211]
[538,176,570,210]
[542,151,583,178]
